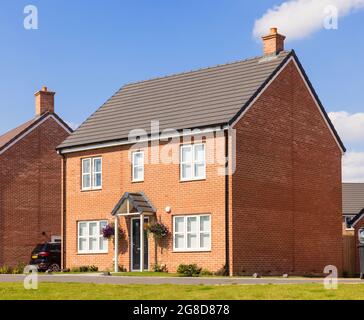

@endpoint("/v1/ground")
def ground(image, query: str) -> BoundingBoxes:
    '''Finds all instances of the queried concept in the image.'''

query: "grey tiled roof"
[111,192,156,215]
[58,51,292,149]
[342,183,364,215]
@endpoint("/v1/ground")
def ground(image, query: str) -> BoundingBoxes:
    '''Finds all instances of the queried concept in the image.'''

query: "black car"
[30,242,61,272]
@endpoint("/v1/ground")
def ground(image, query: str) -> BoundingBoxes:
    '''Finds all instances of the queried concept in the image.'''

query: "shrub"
[79,266,90,272]
[214,265,229,276]
[118,265,127,272]
[152,263,168,273]
[89,265,99,272]
[71,265,98,273]
[177,264,202,277]
[12,262,26,274]
[0,265,12,274]
[200,268,213,276]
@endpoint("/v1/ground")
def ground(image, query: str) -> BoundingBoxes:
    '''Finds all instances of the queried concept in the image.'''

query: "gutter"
[60,153,67,270]
[224,129,230,276]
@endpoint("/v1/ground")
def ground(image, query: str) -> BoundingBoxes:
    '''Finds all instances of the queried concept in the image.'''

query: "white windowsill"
[180,177,206,182]
[173,249,211,253]
[77,251,108,255]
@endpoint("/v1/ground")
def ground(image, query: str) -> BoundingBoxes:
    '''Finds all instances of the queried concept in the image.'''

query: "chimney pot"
[35,86,55,116]
[262,27,286,56]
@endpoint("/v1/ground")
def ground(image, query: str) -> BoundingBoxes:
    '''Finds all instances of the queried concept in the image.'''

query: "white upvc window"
[173,215,211,252]
[82,157,102,190]
[132,151,144,182]
[180,144,206,181]
[78,220,108,254]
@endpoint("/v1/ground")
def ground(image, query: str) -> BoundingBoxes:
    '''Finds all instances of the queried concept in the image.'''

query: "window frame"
[173,214,211,252]
[132,151,145,182]
[180,143,206,182]
[77,220,108,254]
[81,157,102,191]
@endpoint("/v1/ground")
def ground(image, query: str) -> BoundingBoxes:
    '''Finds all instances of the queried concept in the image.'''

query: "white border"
[0,114,72,156]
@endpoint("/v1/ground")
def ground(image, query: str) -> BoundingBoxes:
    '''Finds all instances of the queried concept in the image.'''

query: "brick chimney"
[35,86,55,116]
[262,27,286,56]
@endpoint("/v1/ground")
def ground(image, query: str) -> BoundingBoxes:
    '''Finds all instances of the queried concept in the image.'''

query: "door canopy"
[111,192,156,216]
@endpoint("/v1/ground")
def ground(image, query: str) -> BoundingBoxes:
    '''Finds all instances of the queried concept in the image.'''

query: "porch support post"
[140,213,144,272]
[114,215,119,273]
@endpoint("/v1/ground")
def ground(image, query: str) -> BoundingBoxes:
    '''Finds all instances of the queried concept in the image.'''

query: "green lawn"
[0,283,362,300]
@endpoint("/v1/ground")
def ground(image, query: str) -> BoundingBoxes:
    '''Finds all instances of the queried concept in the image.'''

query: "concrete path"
[0,274,363,285]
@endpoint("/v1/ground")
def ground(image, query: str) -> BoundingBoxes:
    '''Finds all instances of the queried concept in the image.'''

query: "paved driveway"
[0,274,363,285]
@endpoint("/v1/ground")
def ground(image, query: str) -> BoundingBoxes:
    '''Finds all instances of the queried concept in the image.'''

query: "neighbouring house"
[57,28,345,276]
[0,87,72,266]
[344,184,364,275]
[341,183,364,276]
[342,183,364,233]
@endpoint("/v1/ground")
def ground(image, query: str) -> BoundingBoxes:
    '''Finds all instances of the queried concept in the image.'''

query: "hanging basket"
[102,223,124,240]
[147,222,169,239]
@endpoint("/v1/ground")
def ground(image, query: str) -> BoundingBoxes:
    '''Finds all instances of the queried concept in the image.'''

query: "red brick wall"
[63,136,227,272]
[231,60,343,275]
[0,116,69,266]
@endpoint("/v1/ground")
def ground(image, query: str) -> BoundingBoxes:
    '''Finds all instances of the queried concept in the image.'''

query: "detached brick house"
[58,28,345,275]
[0,87,72,266]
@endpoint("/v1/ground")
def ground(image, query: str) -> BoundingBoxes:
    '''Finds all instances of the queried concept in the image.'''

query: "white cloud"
[343,152,364,182]
[328,111,364,144]
[253,0,364,41]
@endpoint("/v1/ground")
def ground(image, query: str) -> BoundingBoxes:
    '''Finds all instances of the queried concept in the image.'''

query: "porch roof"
[111,192,156,216]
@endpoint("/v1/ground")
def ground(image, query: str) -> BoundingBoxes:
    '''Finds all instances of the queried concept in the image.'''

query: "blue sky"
[0,0,364,180]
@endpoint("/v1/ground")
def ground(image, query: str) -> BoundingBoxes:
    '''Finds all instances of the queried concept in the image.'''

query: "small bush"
[89,265,99,272]
[177,264,202,277]
[118,265,127,272]
[200,268,213,276]
[0,265,12,274]
[12,262,26,274]
[62,268,71,273]
[71,265,99,273]
[79,266,90,272]
[214,265,228,276]
[152,263,168,273]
